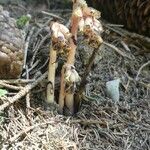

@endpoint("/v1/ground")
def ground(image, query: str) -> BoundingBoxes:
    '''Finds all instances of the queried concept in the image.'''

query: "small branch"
[120,41,131,52]
[0,79,35,84]
[25,65,30,110]
[0,72,47,111]
[124,71,150,89]
[41,11,64,21]
[31,58,49,75]
[0,81,22,90]
[135,60,150,81]
[75,43,102,112]
[103,23,150,50]
[70,119,107,126]
[31,34,50,66]
[23,27,35,69]
[103,41,132,59]
[22,60,40,77]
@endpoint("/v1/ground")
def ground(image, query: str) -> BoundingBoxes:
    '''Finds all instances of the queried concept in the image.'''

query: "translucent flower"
[64,64,81,84]
[51,22,71,42]
[50,22,71,55]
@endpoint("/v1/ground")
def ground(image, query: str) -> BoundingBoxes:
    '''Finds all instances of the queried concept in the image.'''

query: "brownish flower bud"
[50,22,72,57]
[83,25,103,48]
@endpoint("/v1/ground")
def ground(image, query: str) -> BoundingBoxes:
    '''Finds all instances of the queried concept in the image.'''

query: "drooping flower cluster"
[64,64,81,84]
[50,21,81,86]
[73,0,103,48]
[50,22,72,57]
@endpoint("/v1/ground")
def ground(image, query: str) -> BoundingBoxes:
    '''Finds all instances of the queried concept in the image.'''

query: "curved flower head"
[51,22,71,42]
[64,64,81,84]
[50,22,72,56]
[75,1,103,48]
[83,22,103,48]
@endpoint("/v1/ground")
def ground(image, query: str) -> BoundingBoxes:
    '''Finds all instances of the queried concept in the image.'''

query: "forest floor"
[0,1,150,150]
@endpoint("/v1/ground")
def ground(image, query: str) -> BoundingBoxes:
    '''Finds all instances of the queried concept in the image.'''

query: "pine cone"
[88,0,150,36]
[0,6,24,79]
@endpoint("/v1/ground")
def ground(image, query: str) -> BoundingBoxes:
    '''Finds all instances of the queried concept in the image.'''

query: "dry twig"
[136,60,150,81]
[0,81,22,90]
[0,72,47,111]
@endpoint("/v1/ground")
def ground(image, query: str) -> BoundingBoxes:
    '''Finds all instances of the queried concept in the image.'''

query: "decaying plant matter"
[58,0,103,115]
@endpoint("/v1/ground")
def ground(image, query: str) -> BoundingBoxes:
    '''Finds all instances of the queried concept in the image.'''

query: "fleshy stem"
[59,4,80,115]
[75,39,103,112]
[46,43,57,103]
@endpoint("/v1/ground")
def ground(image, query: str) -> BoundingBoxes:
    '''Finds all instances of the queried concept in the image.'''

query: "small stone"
[106,78,120,102]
